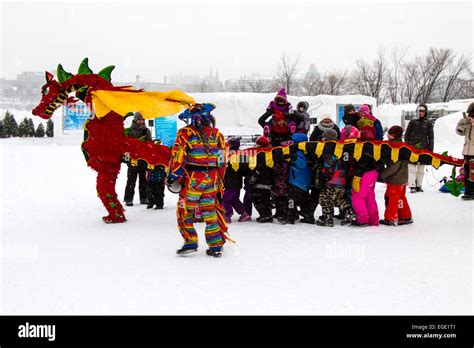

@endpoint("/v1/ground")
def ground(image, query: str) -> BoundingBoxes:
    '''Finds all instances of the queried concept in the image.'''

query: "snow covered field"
[0,133,472,315]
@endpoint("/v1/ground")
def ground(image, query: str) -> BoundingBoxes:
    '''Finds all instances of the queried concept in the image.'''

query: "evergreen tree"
[0,120,7,138]
[3,111,19,137]
[35,123,45,137]
[28,118,35,137]
[46,119,54,137]
[18,118,30,137]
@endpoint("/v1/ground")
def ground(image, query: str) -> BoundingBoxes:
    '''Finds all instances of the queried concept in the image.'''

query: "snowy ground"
[0,138,472,315]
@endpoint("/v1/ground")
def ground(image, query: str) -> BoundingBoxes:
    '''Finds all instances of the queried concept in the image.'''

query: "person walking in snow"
[222,137,251,223]
[124,112,153,206]
[378,126,413,226]
[455,102,474,200]
[351,125,381,226]
[167,103,228,258]
[405,104,434,193]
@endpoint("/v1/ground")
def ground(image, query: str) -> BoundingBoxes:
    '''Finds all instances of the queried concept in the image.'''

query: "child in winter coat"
[378,125,413,226]
[222,137,251,223]
[357,104,384,140]
[250,136,275,223]
[309,117,341,141]
[146,163,166,210]
[351,125,380,226]
[258,88,294,146]
[281,133,312,224]
[316,128,355,227]
[293,101,311,135]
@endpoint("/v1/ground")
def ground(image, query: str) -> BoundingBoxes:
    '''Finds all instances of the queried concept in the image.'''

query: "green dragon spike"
[78,58,93,75]
[98,65,115,82]
[57,64,73,83]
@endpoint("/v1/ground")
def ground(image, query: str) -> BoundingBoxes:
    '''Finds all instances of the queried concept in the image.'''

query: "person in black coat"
[342,104,361,128]
[124,112,153,206]
[404,104,434,193]
[309,117,341,141]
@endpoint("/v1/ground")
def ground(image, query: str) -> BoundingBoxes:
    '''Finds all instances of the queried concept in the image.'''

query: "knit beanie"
[322,128,338,141]
[388,125,403,139]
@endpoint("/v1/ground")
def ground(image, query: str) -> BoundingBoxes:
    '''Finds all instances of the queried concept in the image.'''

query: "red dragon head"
[32,58,116,119]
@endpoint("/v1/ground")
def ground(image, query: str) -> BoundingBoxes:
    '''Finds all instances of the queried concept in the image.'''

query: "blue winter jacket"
[289,133,312,192]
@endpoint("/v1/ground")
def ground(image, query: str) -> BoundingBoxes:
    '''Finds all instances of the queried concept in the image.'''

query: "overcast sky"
[0,0,472,82]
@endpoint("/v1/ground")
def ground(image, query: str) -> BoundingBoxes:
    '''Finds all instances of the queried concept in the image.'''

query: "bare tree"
[192,80,209,93]
[234,75,250,92]
[414,48,454,103]
[387,46,408,104]
[350,48,388,103]
[434,53,471,102]
[275,53,300,95]
[400,60,421,103]
[248,79,265,93]
[324,70,347,95]
[301,71,322,96]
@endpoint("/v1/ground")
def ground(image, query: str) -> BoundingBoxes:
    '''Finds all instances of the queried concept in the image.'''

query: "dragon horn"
[98,65,115,82]
[57,64,73,83]
[78,58,93,74]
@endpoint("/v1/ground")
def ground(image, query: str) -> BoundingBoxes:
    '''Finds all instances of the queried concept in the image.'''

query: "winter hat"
[256,135,270,147]
[359,125,376,141]
[388,125,403,139]
[178,103,215,127]
[467,102,474,116]
[344,104,356,114]
[297,101,309,111]
[319,117,335,129]
[322,128,338,141]
[227,137,241,151]
[133,112,145,121]
[292,132,308,143]
[340,125,360,141]
[274,88,287,103]
[358,104,371,116]
[416,104,428,117]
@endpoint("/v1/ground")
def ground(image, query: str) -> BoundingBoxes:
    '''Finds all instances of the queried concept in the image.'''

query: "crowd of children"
[222,89,416,227]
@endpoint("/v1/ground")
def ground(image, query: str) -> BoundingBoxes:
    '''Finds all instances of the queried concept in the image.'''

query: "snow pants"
[352,170,379,226]
[383,184,412,222]
[222,188,246,217]
[408,164,425,189]
[124,166,147,203]
[285,185,310,222]
[177,169,225,248]
[146,180,165,208]
[243,176,253,216]
[252,188,272,219]
[319,186,351,218]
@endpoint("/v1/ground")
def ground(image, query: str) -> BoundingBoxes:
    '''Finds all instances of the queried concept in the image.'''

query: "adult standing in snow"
[167,103,228,257]
[455,102,474,200]
[123,112,153,206]
[404,104,434,193]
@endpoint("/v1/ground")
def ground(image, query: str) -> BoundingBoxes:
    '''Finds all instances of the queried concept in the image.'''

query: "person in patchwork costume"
[167,103,229,257]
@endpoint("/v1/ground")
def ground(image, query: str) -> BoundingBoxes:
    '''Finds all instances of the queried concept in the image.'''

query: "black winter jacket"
[405,117,434,151]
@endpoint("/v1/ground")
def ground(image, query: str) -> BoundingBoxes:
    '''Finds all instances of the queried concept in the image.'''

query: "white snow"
[1,122,472,315]
[0,95,472,315]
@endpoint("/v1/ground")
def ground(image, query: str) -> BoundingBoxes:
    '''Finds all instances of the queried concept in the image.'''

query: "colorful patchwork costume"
[167,103,229,257]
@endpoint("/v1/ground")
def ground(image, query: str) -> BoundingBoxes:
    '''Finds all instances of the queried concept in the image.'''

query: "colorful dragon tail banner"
[32,58,194,223]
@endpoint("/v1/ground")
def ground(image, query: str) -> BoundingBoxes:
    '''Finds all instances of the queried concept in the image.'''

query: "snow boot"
[341,209,356,226]
[351,221,369,227]
[399,218,414,225]
[409,187,417,194]
[316,215,334,227]
[154,206,163,210]
[257,216,273,223]
[176,244,198,255]
[379,219,398,226]
[416,187,424,192]
[277,216,287,225]
[300,216,316,224]
[206,246,223,258]
[146,204,154,209]
[124,201,133,207]
[461,194,474,200]
[238,212,251,222]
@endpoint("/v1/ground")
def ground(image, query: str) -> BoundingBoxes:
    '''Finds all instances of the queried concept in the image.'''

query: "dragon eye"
[42,87,50,96]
